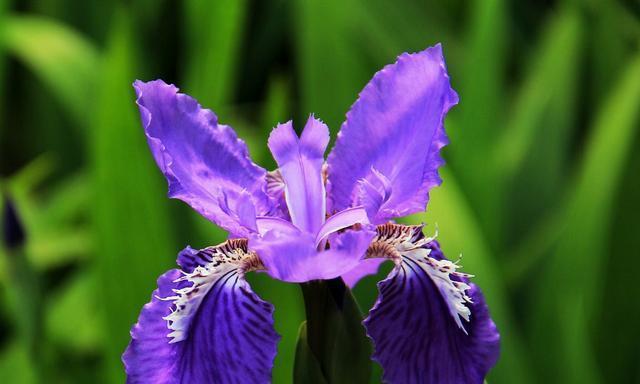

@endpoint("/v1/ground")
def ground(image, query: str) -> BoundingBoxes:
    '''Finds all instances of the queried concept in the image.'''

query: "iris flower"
[123,44,500,383]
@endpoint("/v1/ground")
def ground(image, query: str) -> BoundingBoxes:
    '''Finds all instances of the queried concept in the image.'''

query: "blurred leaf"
[495,8,582,182]
[183,0,247,111]
[0,342,37,384]
[27,229,90,269]
[45,270,102,351]
[0,0,7,142]
[260,74,291,167]
[294,0,367,132]
[532,51,640,384]
[447,0,507,242]
[296,279,371,384]
[37,172,89,228]
[294,322,329,384]
[3,15,99,127]
[92,8,176,382]
[588,0,637,108]
[356,0,457,61]
[4,164,90,269]
[405,168,533,384]
[498,7,583,268]
[261,75,290,134]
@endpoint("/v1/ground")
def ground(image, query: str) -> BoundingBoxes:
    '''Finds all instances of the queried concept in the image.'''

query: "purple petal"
[255,216,299,236]
[363,244,500,383]
[134,80,270,237]
[249,227,374,283]
[123,264,279,383]
[267,116,329,234]
[327,44,458,222]
[341,258,386,288]
[315,206,369,247]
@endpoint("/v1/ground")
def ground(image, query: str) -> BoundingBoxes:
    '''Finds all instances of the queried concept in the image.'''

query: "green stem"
[294,279,371,384]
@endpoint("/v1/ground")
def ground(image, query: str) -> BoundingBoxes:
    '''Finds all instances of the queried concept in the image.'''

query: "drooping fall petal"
[363,242,500,384]
[123,244,279,383]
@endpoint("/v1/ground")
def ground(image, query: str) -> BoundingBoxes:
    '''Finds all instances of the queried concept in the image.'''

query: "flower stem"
[295,278,371,383]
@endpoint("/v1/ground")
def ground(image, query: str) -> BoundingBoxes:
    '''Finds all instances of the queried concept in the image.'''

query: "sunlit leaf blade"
[91,10,176,382]
[447,0,506,242]
[3,15,98,127]
[294,0,367,133]
[182,0,247,111]
[45,271,103,351]
[404,168,533,384]
[532,52,640,384]
[495,8,582,182]
[0,343,37,384]
[498,7,583,274]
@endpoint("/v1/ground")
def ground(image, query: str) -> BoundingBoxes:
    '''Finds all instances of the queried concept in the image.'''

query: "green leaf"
[295,279,371,384]
[532,51,640,384]
[294,0,367,133]
[447,0,507,242]
[498,7,583,280]
[495,7,582,182]
[3,15,99,127]
[182,0,247,111]
[92,9,176,382]
[45,270,103,351]
[0,342,37,384]
[294,322,328,384]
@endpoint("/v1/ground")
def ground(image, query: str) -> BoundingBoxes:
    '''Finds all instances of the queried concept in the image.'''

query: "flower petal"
[249,227,374,283]
[254,216,299,236]
[315,206,369,247]
[267,116,329,234]
[327,44,458,222]
[123,244,279,383]
[134,80,270,237]
[341,258,385,288]
[363,243,500,383]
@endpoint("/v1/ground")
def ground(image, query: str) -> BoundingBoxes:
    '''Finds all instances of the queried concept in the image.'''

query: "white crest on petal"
[367,223,473,333]
[157,240,260,343]
[403,248,473,333]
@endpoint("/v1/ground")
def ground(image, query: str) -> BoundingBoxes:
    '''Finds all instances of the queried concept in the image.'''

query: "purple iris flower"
[122,44,500,383]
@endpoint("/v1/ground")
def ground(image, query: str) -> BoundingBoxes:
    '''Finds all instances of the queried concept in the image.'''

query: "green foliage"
[2,15,98,127]
[296,280,371,384]
[91,8,176,382]
[0,0,639,383]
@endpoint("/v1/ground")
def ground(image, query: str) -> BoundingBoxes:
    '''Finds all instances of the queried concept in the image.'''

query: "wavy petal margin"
[134,80,271,237]
[327,44,458,223]
[123,246,279,383]
[363,242,500,383]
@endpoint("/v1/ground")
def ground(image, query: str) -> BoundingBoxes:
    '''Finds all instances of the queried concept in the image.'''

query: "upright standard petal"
[327,44,458,222]
[267,116,329,234]
[249,226,374,283]
[134,80,270,237]
[123,241,279,383]
[363,241,500,384]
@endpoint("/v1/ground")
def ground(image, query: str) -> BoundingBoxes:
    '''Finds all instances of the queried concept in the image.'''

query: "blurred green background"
[1,0,639,383]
